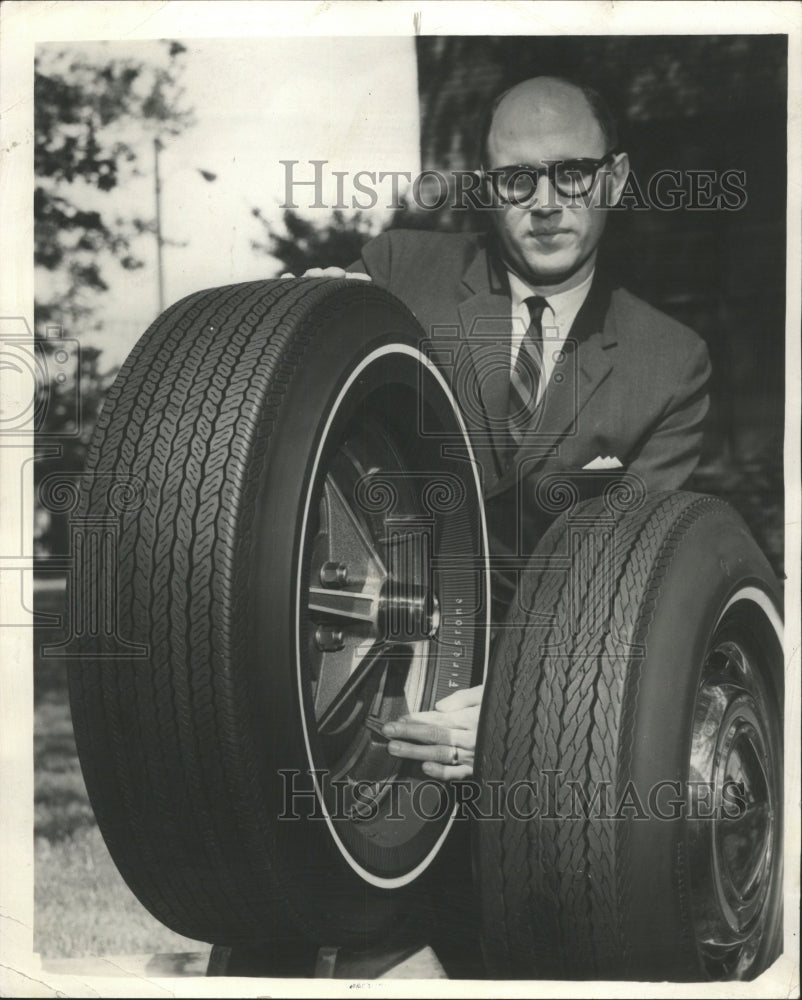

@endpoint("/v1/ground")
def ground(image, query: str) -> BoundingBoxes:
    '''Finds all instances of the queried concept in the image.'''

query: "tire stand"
[206,934,484,980]
[205,868,487,980]
[206,932,433,980]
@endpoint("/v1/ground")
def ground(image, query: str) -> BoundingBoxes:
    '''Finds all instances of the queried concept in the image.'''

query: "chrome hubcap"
[688,631,779,978]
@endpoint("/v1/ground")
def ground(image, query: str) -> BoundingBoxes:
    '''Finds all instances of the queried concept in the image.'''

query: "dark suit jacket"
[348,229,711,556]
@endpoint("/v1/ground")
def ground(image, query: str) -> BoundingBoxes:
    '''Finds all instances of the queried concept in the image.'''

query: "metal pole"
[153,136,165,313]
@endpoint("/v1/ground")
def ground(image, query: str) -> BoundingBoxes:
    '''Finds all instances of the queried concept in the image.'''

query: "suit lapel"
[536,277,616,440]
[457,244,514,480]
[485,274,619,498]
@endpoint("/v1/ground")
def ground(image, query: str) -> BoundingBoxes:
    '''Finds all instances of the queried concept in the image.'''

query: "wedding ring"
[450,746,459,766]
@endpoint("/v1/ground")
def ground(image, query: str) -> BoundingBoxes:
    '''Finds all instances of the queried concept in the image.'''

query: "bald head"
[479,76,628,292]
[482,77,617,166]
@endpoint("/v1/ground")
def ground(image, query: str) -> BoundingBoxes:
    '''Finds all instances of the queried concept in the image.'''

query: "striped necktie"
[508,295,548,446]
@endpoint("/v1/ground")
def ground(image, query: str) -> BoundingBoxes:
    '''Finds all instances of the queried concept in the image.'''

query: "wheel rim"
[309,421,438,808]
[296,344,489,886]
[688,594,782,978]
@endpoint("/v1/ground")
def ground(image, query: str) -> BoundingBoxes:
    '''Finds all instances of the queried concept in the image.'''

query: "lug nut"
[315,625,345,652]
[320,561,349,587]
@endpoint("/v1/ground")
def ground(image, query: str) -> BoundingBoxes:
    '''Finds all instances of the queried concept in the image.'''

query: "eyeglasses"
[483,151,619,204]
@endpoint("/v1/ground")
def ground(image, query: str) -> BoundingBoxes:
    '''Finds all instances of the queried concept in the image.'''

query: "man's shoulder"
[363,228,481,272]
[371,227,480,251]
[609,286,705,355]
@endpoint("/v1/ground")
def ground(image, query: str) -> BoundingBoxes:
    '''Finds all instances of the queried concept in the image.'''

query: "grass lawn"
[34,583,207,960]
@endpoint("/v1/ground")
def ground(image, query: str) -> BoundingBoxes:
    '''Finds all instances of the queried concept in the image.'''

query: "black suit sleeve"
[627,335,712,491]
[345,231,393,287]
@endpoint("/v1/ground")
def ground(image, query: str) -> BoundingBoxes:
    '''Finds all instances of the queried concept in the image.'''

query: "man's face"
[485,83,629,290]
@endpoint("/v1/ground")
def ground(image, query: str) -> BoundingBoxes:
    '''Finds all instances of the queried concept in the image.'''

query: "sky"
[38,36,420,370]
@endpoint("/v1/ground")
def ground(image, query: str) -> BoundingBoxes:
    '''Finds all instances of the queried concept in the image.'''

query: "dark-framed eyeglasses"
[483,151,620,203]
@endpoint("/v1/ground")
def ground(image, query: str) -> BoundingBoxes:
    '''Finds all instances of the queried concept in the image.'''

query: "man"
[287,77,711,779]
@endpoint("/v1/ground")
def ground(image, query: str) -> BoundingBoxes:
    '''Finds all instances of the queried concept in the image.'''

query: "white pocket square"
[582,455,623,470]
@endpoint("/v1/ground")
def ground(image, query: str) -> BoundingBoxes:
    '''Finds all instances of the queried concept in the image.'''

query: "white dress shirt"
[507,269,594,404]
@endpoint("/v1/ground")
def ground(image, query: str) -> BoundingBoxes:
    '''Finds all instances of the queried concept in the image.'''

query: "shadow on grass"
[33,582,204,959]
[35,826,207,960]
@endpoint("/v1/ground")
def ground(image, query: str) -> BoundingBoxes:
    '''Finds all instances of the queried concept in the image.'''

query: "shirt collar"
[506,268,595,331]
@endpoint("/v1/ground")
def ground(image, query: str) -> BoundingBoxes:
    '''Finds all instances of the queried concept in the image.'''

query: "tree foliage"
[251,207,380,275]
[34,41,194,328]
[34,42,194,556]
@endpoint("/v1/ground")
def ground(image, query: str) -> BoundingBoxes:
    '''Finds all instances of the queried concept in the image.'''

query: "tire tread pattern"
[68,279,412,945]
[476,491,730,978]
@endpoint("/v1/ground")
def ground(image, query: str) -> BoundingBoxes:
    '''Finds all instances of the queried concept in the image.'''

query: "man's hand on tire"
[280,267,371,281]
[381,684,483,781]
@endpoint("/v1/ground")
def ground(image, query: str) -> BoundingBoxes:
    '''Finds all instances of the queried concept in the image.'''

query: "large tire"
[68,279,489,948]
[475,488,783,981]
